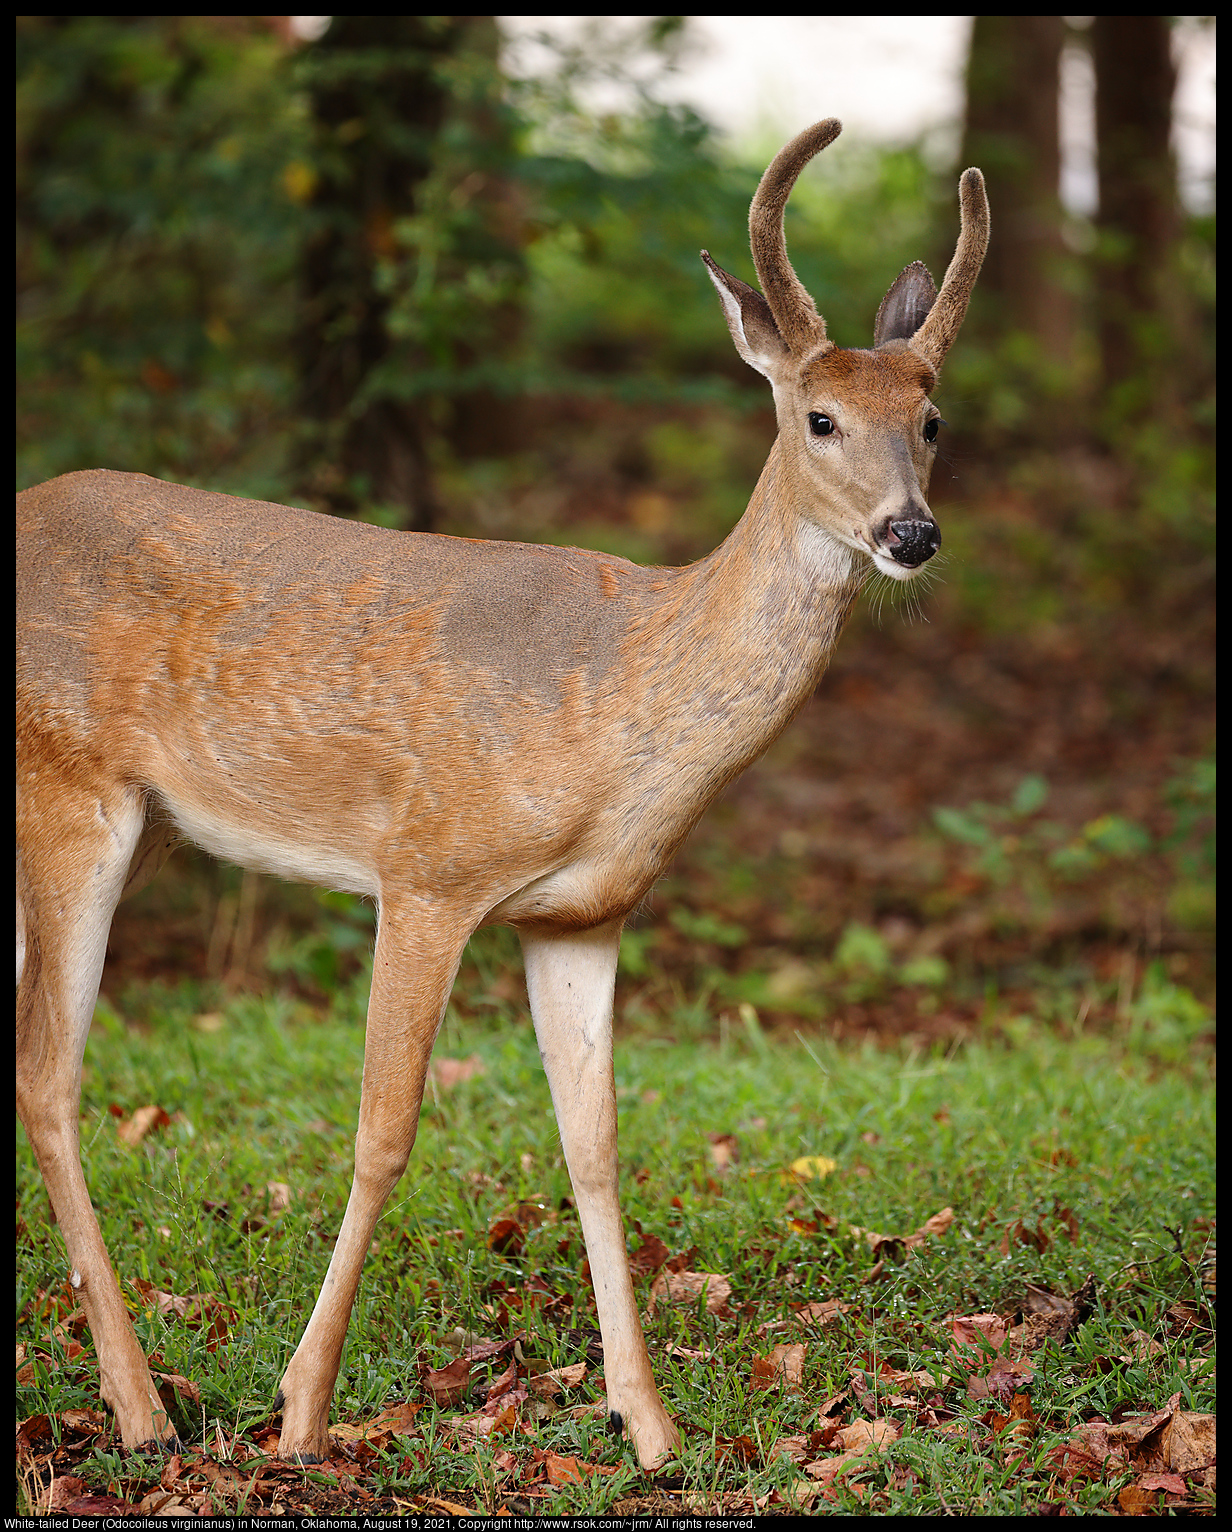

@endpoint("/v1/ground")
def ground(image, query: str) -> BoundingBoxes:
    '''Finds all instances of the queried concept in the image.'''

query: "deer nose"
[885,518,941,568]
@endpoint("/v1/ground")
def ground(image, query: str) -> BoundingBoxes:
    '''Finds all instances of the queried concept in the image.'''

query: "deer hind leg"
[275,897,472,1462]
[16,777,175,1449]
[520,921,680,1472]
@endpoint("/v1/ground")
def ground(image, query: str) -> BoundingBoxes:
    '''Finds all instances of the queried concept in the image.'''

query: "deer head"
[703,119,989,581]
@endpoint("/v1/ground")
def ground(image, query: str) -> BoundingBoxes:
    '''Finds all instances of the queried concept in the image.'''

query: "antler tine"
[909,168,990,372]
[749,117,842,356]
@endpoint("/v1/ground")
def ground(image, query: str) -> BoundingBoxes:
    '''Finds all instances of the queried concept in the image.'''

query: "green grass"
[16,945,1215,1514]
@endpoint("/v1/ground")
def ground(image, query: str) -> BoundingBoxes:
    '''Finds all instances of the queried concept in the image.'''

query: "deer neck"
[623,436,863,795]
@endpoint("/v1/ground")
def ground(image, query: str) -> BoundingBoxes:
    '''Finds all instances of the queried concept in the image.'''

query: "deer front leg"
[275,899,470,1461]
[17,786,175,1451]
[520,920,680,1473]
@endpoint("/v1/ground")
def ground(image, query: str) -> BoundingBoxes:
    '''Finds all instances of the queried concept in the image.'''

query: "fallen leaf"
[852,1206,954,1260]
[544,1451,617,1486]
[1163,1410,1215,1475]
[420,1495,481,1516]
[526,1362,586,1397]
[646,1269,732,1316]
[1118,1329,1166,1365]
[837,1417,901,1451]
[949,1312,1009,1358]
[60,1495,139,1516]
[629,1233,671,1278]
[331,1401,421,1444]
[116,1104,172,1146]
[45,1477,87,1511]
[486,1218,524,1255]
[1137,1472,1187,1495]
[786,1156,838,1184]
[131,1281,235,1351]
[666,1343,716,1361]
[967,1356,1034,1400]
[999,1218,1050,1256]
[793,1298,850,1327]
[1117,1484,1160,1514]
[707,1133,739,1172]
[266,1182,293,1215]
[420,1357,471,1406]
[429,1055,485,1091]
[460,1336,517,1364]
[768,1434,809,1463]
[154,1370,201,1405]
[751,1343,807,1392]
[988,1391,1038,1443]
[58,1408,107,1435]
[485,1360,518,1401]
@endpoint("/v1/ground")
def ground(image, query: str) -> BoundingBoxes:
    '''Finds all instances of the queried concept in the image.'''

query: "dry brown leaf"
[474,1399,521,1437]
[794,1298,850,1325]
[1118,1484,1161,1514]
[1164,1410,1215,1475]
[846,1206,953,1262]
[266,1182,292,1215]
[485,1359,518,1402]
[429,1055,485,1091]
[911,1207,955,1241]
[153,1370,201,1405]
[629,1232,671,1278]
[758,1298,850,1336]
[751,1343,807,1392]
[647,1269,732,1316]
[803,1419,900,1491]
[45,1477,87,1512]
[527,1361,586,1397]
[837,1417,900,1452]
[60,1494,139,1516]
[1137,1472,1188,1495]
[768,1434,810,1464]
[1119,1329,1167,1365]
[116,1104,172,1146]
[420,1357,471,1406]
[421,1495,483,1516]
[330,1400,421,1445]
[707,1133,739,1172]
[543,1451,617,1486]
[58,1408,106,1435]
[486,1217,524,1255]
[949,1312,1009,1357]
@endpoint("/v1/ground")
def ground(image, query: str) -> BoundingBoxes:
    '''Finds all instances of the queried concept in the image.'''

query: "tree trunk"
[1091,15,1181,424]
[960,16,1071,362]
[295,16,520,531]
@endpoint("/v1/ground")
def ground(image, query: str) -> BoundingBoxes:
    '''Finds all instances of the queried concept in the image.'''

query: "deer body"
[20,448,857,928]
[17,120,987,1470]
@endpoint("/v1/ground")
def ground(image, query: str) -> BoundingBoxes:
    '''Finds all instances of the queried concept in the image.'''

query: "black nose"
[887,518,941,567]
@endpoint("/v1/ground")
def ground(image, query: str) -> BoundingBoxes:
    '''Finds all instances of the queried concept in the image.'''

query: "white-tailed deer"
[17,119,987,1471]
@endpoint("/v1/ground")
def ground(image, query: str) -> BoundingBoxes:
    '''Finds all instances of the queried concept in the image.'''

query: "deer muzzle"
[884,517,941,568]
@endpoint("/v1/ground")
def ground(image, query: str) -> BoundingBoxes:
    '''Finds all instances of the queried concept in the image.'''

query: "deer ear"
[702,251,792,382]
[874,261,938,347]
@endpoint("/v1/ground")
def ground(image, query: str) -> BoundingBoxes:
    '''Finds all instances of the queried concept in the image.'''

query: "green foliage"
[932,771,1159,886]
[16,16,309,497]
[931,754,1213,943]
[15,17,954,498]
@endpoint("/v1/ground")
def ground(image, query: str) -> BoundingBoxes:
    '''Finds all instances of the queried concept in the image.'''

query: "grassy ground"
[16,927,1214,1516]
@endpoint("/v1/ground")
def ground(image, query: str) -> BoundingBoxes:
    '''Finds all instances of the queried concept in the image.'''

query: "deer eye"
[808,413,834,437]
[924,417,943,443]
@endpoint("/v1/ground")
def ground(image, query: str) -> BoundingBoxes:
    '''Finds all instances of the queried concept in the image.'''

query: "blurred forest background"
[15,15,1214,1046]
